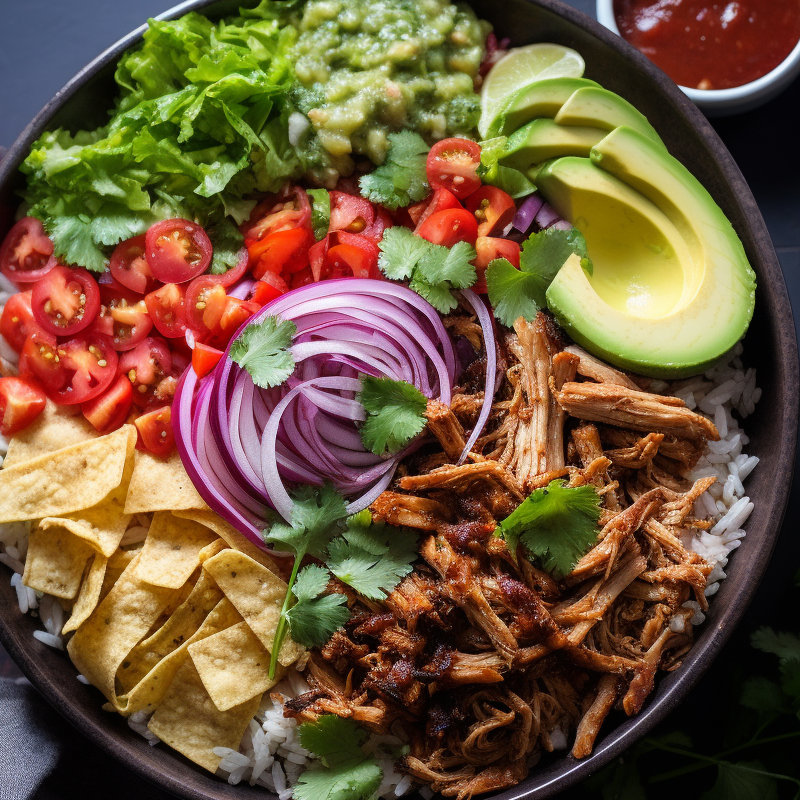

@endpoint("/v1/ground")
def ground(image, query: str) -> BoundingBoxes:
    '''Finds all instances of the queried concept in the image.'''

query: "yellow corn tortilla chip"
[175,508,284,578]
[133,513,217,589]
[100,549,136,600]
[189,621,284,712]
[62,553,108,635]
[202,549,304,667]
[0,425,136,523]
[22,524,95,600]
[117,598,243,717]
[147,658,262,773]
[67,550,177,710]
[2,400,97,469]
[198,539,228,563]
[124,450,208,515]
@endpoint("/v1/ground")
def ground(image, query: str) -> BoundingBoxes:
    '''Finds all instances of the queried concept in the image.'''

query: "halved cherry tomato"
[250,274,288,307]
[81,373,133,434]
[417,208,479,248]
[216,247,249,288]
[91,278,153,352]
[145,219,212,284]
[0,291,42,352]
[0,376,46,436]
[326,232,380,279]
[135,405,174,457]
[18,330,62,392]
[145,283,187,339]
[215,298,259,346]
[185,278,258,347]
[242,186,312,243]
[250,228,313,279]
[118,337,174,409]
[192,342,223,378]
[329,192,375,234]
[466,186,517,237]
[31,265,101,336]
[411,188,461,233]
[0,217,57,286]
[426,138,482,200]
[473,237,522,293]
[109,234,156,295]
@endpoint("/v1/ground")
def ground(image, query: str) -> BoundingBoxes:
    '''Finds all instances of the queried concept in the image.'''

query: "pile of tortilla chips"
[0,404,304,773]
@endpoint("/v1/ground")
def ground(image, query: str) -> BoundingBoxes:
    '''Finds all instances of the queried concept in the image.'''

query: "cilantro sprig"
[378,226,477,313]
[285,564,350,649]
[495,479,602,578]
[357,375,428,456]
[358,131,430,210]
[295,716,383,800]
[229,315,296,389]
[486,227,591,327]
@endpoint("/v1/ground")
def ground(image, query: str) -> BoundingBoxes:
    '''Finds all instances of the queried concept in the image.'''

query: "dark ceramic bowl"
[0,1,798,798]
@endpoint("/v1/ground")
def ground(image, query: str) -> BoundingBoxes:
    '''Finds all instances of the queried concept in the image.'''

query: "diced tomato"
[412,188,462,234]
[466,186,517,237]
[362,208,393,243]
[0,376,46,436]
[215,298,260,345]
[242,186,312,243]
[0,217,57,286]
[21,332,118,405]
[145,219,212,284]
[109,234,155,295]
[191,342,223,378]
[309,238,329,283]
[250,228,313,279]
[135,405,174,457]
[426,138,482,200]
[417,208,479,248]
[0,291,42,352]
[81,373,133,434]
[326,232,380,279]
[473,237,522,293]
[289,266,315,290]
[91,278,153,352]
[250,273,288,306]
[31,266,100,337]
[145,283,187,339]
[118,337,175,409]
[329,192,375,234]
[185,278,259,347]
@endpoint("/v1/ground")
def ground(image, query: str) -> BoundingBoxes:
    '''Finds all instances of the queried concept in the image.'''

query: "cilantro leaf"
[295,717,383,800]
[478,136,538,199]
[286,579,350,649]
[229,315,296,389]
[495,479,602,578]
[417,240,477,289]
[359,131,429,210]
[326,513,417,600]
[357,375,428,456]
[486,227,592,327]
[292,563,332,601]
[377,226,431,281]
[307,188,331,241]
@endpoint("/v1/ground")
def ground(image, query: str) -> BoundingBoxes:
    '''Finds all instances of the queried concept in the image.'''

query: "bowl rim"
[595,0,800,107]
[0,1,798,799]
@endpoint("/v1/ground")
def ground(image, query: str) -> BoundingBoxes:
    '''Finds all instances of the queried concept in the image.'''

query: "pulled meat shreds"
[287,310,721,798]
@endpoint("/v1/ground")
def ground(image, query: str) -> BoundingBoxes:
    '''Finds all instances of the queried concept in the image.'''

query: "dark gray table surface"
[1,1,799,798]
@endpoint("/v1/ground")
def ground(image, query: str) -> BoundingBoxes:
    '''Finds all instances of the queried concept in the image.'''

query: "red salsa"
[614,0,800,90]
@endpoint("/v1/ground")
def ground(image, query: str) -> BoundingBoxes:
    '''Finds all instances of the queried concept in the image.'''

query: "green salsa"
[290,0,490,184]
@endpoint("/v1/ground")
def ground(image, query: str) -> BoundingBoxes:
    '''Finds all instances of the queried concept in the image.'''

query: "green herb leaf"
[377,226,431,282]
[485,257,544,328]
[286,565,350,648]
[295,717,383,800]
[357,375,428,456]
[359,131,429,210]
[495,479,602,578]
[308,188,331,241]
[700,761,779,800]
[229,315,296,389]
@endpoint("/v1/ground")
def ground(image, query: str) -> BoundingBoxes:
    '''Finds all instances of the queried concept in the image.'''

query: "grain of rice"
[272,762,287,795]
[11,572,28,613]
[0,552,25,574]
[33,630,64,649]
[77,674,90,684]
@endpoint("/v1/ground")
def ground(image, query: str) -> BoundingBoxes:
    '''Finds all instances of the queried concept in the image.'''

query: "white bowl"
[596,0,800,116]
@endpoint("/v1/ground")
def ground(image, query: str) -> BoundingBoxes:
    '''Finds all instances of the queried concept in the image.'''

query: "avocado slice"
[485,77,599,138]
[553,87,665,148]
[500,119,606,171]
[539,134,756,378]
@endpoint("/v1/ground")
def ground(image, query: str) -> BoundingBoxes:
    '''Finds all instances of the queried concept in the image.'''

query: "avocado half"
[539,126,756,378]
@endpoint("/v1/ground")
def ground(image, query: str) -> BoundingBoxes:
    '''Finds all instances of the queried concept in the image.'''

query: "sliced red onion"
[550,219,573,231]
[512,193,545,234]
[535,203,561,230]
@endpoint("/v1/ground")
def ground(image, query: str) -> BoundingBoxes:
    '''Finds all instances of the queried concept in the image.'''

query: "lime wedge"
[479,43,586,138]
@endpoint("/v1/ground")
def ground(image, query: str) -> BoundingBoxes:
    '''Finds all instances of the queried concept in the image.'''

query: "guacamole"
[291,0,490,184]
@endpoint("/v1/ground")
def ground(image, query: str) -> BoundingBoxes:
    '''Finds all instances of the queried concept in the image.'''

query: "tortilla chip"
[133,513,217,589]
[198,539,228,563]
[67,550,177,710]
[189,621,284,712]
[175,508,284,578]
[124,450,208,515]
[147,658,262,773]
[0,425,136,523]
[202,549,304,666]
[117,598,243,717]
[62,554,108,634]
[22,524,95,600]
[100,549,136,600]
[2,401,97,469]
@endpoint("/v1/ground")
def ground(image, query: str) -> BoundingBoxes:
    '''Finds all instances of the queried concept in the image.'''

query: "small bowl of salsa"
[596,0,800,115]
